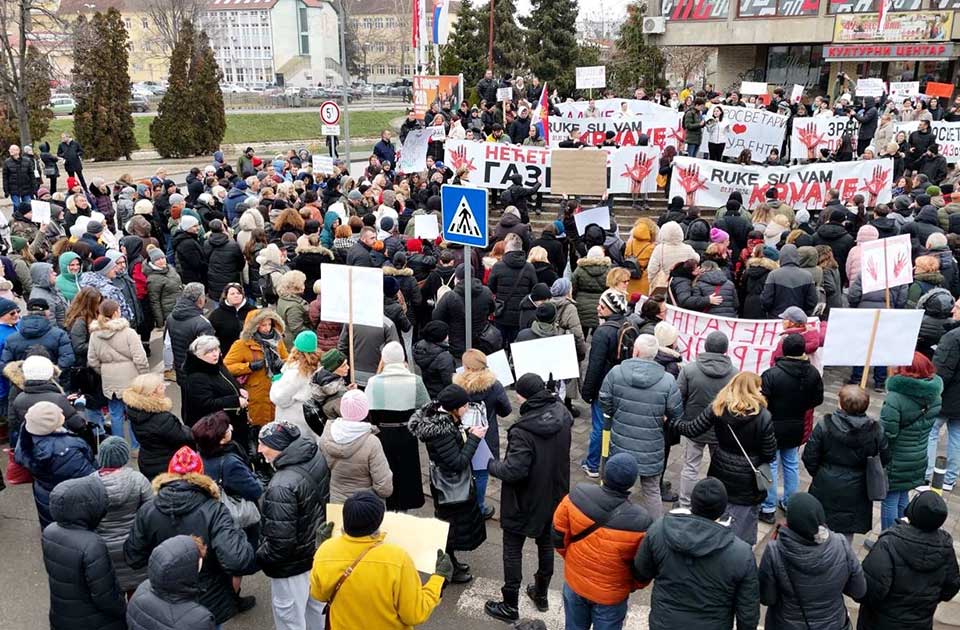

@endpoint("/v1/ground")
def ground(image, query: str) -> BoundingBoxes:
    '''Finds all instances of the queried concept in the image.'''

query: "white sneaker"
[944,483,954,492]
[580,464,599,478]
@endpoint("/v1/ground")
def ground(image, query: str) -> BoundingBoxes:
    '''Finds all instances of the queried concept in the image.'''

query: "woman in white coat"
[269,330,322,441]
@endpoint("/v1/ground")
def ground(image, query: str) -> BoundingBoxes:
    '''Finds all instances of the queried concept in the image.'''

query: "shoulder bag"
[568,500,629,544]
[324,541,383,630]
[865,426,888,501]
[493,269,526,319]
[429,461,473,506]
[216,466,261,528]
[727,423,773,492]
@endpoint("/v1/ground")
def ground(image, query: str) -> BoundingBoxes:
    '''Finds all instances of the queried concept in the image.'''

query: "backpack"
[433,273,455,307]
[259,272,278,304]
[615,319,641,364]
[500,187,514,205]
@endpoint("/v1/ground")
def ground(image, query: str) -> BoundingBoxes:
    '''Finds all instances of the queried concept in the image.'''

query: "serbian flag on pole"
[534,84,550,146]
[877,0,890,34]
[432,0,450,45]
[412,0,421,47]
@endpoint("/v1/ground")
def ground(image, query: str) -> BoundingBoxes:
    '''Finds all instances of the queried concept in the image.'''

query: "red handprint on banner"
[861,165,890,208]
[621,152,655,195]
[666,122,686,148]
[677,164,708,206]
[797,123,825,160]
[865,256,880,283]
[448,144,477,173]
[892,251,909,280]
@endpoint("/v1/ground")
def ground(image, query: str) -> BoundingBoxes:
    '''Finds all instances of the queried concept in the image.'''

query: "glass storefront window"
[767,45,830,95]
[739,0,819,17]
[828,0,923,13]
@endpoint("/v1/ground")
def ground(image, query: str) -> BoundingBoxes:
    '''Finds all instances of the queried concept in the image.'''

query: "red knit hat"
[405,238,423,253]
[168,446,204,475]
[66,176,80,191]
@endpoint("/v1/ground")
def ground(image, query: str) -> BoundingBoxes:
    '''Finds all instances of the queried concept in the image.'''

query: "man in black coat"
[916,143,948,185]
[857,491,960,630]
[532,223,566,276]
[853,96,878,156]
[488,235,538,345]
[907,120,937,171]
[203,220,245,299]
[173,215,207,285]
[813,210,856,285]
[502,174,543,224]
[165,283,214,383]
[256,421,330,629]
[714,199,753,262]
[476,69,499,108]
[56,132,86,190]
[634,478,760,630]
[2,144,36,205]
[484,374,573,622]
[345,226,378,268]
[432,264,495,359]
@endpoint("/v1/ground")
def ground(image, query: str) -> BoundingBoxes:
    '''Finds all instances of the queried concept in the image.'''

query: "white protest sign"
[429,125,447,142]
[576,66,607,90]
[856,78,885,98]
[555,98,677,119]
[790,84,804,104]
[30,200,51,224]
[486,349,515,386]
[547,114,683,149]
[319,264,383,327]
[397,127,434,173]
[740,81,768,95]
[889,81,920,100]
[312,155,334,173]
[606,146,660,195]
[860,234,913,294]
[414,214,440,240]
[896,120,960,163]
[326,504,448,574]
[669,156,892,212]
[822,308,922,367]
[721,107,789,161]
[496,87,513,102]
[574,205,611,235]
[511,335,580,380]
[790,116,860,160]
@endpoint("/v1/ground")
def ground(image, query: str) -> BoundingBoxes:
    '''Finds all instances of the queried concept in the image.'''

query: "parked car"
[50,96,76,116]
[129,95,150,112]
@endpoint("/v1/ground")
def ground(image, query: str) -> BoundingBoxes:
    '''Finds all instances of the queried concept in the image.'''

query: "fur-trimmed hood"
[453,368,497,394]
[382,266,414,277]
[240,308,285,340]
[886,374,944,405]
[2,360,61,389]
[121,387,173,413]
[152,472,220,502]
[576,255,611,268]
[746,256,779,271]
[407,403,460,440]
[89,316,131,339]
[294,243,335,258]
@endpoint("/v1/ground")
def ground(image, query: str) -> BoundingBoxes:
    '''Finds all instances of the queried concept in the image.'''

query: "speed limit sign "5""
[320,100,341,136]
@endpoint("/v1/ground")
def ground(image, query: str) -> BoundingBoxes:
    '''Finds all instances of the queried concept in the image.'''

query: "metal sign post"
[441,184,488,351]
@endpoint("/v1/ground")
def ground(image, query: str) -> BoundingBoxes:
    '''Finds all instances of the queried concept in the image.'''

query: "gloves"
[315,521,335,547]
[249,359,265,371]
[434,549,454,582]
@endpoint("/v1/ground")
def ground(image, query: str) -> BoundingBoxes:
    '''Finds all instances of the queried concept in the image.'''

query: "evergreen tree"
[440,0,485,89]
[609,3,664,93]
[520,0,579,95]
[0,46,53,150]
[74,9,137,160]
[150,20,196,158]
[477,0,527,78]
[189,30,225,154]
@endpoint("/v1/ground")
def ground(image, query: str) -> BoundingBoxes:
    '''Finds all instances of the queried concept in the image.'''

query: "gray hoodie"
[29,262,67,327]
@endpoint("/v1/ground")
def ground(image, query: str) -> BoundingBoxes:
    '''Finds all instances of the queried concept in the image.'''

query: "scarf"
[253,329,283,376]
[531,321,558,337]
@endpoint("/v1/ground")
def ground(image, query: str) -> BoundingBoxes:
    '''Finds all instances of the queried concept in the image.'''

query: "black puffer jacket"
[903,205,945,258]
[581,312,626,404]
[857,502,960,629]
[668,267,712,312]
[692,269,739,317]
[5,364,87,440]
[123,388,193,480]
[934,321,960,418]
[127,535,215,630]
[43,474,126,630]
[181,353,244,427]
[633,511,759,630]
[740,257,777,319]
[257,437,330,578]
[761,357,823,449]
[715,208,753,260]
[202,233,244,299]
[432,278,495,358]
[408,402,487,551]
[674,407,777,505]
[488,250,538,328]
[812,222,855,285]
[165,296,214,382]
[172,230,207,285]
[124,473,256,624]
[759,526,866,630]
[916,288,953,357]
[684,218,711,259]
[208,301,254,353]
[413,339,455,399]
[803,411,889,534]
[2,155,36,197]
[488,390,572,537]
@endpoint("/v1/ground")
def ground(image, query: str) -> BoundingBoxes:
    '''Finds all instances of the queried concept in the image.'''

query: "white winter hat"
[23,355,54,382]
[180,215,199,231]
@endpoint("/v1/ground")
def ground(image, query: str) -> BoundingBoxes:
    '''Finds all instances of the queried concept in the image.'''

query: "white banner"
[397,127,434,173]
[889,81,920,100]
[860,234,914,294]
[319,264,383,327]
[555,98,677,119]
[547,115,683,150]
[574,206,610,235]
[896,120,960,163]
[443,140,660,194]
[740,81,768,95]
[668,156,893,211]
[575,66,607,90]
[856,78,885,97]
[718,107,789,161]
[822,308,922,367]
[790,84,804,104]
[789,116,860,161]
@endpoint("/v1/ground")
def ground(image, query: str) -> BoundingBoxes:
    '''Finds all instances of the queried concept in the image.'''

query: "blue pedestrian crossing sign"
[441,184,488,248]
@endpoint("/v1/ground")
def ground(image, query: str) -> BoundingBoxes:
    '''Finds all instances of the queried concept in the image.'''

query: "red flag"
[412,0,420,48]
[534,84,550,146]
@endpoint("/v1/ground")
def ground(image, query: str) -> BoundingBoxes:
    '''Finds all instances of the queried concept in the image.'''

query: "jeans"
[501,525,553,605]
[881,489,910,530]
[269,571,325,630]
[474,469,489,511]
[679,438,716,508]
[88,397,138,448]
[582,401,603,472]
[686,142,700,157]
[163,331,174,370]
[927,416,960,486]
[850,365,887,388]
[10,194,32,207]
[761,447,799,513]
[562,583,628,630]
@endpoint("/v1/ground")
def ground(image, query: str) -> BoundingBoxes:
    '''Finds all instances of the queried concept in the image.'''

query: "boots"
[484,588,519,623]
[564,397,581,418]
[525,574,550,612]
[450,553,472,584]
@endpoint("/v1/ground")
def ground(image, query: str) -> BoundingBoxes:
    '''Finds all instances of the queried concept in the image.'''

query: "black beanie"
[422,320,449,343]
[535,302,557,324]
[531,283,552,301]
[691,477,727,521]
[904,491,948,532]
[516,373,545,399]
[343,489,385,537]
[782,333,806,358]
[602,453,638,493]
[786,493,826,541]
[705,331,728,353]
[725,199,741,213]
[437,384,469,411]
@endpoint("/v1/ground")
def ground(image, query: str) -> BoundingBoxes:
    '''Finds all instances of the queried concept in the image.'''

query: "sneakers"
[660,480,678,503]
[759,511,777,525]
[163,369,176,382]
[481,505,495,520]
[945,482,955,492]
[580,464,599,478]
[484,600,519,622]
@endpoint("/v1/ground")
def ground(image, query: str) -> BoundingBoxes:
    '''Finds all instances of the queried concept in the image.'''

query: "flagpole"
[487,0,495,71]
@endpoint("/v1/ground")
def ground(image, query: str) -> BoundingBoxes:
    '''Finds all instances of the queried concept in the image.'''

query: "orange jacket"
[552,483,652,605]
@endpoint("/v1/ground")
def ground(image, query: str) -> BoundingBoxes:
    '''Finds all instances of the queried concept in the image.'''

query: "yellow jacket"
[309,533,444,629]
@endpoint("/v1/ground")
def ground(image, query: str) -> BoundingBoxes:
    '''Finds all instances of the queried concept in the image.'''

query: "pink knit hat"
[168,446,204,475]
[709,227,730,244]
[340,390,369,422]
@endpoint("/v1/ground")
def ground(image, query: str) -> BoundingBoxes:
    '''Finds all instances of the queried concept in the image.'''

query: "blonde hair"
[287,347,321,377]
[126,372,165,398]
[606,267,630,288]
[527,246,549,264]
[276,270,306,296]
[751,203,772,225]
[915,255,940,274]
[711,372,766,417]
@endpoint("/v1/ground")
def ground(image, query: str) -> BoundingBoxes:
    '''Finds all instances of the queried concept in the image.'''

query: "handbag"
[216,471,260,528]
[649,247,670,298]
[429,461,472,506]
[727,424,773,492]
[865,434,888,501]
[493,269,526,319]
[43,164,56,177]
[475,322,503,353]
[5,448,32,485]
[324,541,383,630]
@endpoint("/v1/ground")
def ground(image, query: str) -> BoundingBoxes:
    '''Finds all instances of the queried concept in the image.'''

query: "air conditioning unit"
[642,17,666,34]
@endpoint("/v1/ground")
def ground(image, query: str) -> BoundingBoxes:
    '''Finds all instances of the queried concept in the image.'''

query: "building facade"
[654,0,959,98]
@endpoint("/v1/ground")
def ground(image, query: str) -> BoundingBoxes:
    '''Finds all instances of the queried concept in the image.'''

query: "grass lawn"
[43,109,403,151]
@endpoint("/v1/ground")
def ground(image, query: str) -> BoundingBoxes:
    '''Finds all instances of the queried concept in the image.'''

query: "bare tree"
[662,46,713,88]
[143,0,205,56]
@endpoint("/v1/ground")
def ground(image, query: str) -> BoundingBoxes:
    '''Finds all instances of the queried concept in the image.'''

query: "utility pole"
[487,0,494,71]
